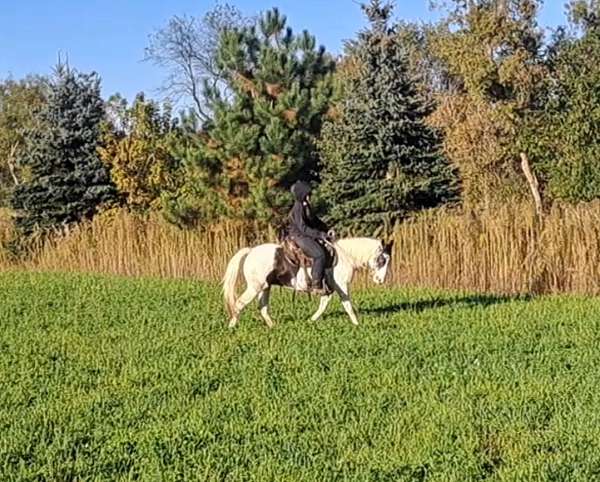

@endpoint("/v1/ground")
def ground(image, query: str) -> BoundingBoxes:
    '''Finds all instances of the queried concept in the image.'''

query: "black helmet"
[291,181,311,202]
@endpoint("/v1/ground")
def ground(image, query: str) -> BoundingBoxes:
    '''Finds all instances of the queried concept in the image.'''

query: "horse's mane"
[335,237,381,268]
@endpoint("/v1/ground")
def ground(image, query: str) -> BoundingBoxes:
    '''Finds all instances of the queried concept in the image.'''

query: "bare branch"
[144,4,250,122]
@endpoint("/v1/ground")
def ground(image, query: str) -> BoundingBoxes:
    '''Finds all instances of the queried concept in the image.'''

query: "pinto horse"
[222,237,393,327]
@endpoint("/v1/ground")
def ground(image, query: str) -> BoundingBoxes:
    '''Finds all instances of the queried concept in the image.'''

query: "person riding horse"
[287,181,335,295]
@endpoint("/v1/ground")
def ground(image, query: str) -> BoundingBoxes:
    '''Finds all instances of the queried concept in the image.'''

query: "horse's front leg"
[310,294,333,322]
[334,281,359,326]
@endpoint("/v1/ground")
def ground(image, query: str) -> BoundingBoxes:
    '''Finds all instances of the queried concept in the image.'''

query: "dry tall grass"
[2,203,600,295]
[0,208,14,268]
[392,203,600,294]
[13,211,277,280]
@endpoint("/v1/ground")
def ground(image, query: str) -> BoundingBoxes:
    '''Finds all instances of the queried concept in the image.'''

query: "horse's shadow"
[360,293,532,317]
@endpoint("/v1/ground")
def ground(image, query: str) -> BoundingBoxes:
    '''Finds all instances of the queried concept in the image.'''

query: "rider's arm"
[311,214,329,233]
[291,203,324,239]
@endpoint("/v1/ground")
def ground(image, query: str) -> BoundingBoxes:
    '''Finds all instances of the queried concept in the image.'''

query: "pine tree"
[161,111,228,228]
[319,1,457,235]
[11,64,116,234]
[203,8,335,223]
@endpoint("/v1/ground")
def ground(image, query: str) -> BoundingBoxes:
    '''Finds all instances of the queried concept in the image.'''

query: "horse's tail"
[222,247,252,317]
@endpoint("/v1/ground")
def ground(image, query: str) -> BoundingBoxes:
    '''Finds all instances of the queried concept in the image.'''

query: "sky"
[0,0,568,103]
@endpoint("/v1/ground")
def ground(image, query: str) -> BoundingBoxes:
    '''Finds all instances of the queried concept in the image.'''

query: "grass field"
[2,272,600,481]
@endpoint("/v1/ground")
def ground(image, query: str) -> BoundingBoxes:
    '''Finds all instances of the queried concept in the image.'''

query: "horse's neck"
[335,237,379,269]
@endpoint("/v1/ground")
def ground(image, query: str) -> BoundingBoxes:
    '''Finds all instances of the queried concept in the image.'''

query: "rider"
[288,181,333,295]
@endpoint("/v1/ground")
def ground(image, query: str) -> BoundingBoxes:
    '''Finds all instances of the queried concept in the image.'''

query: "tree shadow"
[361,293,533,316]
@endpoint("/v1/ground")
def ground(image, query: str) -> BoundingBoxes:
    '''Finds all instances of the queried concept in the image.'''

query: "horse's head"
[368,239,394,284]
[334,237,394,285]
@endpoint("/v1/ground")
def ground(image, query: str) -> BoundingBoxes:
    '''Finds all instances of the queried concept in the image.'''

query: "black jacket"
[288,181,328,240]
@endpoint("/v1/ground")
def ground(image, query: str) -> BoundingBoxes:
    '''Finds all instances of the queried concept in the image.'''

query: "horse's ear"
[383,239,394,254]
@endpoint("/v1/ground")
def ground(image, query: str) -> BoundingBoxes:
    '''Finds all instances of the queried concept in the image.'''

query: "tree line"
[1,0,599,239]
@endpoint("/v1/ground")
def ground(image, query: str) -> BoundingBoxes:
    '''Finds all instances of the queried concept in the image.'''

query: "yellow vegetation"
[2,204,600,295]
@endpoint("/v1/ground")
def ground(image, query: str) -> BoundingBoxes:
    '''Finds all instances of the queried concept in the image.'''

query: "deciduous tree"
[99,94,181,210]
[0,77,46,205]
[429,0,547,207]
[144,3,249,122]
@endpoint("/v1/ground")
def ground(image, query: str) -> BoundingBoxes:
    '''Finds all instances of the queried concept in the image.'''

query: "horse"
[222,237,394,327]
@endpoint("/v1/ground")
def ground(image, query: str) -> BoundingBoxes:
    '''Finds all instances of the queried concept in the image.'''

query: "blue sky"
[0,0,568,102]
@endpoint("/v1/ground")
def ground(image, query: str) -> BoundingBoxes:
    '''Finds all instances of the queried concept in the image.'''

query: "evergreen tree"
[319,1,456,235]
[11,64,116,234]
[161,111,228,228]
[203,8,335,223]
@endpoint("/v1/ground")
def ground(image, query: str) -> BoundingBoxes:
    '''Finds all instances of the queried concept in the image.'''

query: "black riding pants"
[293,236,326,285]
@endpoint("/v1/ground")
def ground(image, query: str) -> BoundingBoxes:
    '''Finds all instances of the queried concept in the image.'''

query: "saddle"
[267,228,337,292]
[281,237,336,271]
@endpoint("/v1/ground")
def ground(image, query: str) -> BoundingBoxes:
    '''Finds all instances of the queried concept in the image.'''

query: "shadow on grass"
[361,293,533,316]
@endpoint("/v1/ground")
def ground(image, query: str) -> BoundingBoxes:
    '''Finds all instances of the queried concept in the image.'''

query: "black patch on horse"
[266,239,337,289]
[266,247,299,287]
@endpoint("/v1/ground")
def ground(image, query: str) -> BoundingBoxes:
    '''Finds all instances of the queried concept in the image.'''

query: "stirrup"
[310,281,330,296]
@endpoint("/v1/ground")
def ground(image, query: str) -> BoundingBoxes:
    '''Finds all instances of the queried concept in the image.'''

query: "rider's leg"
[294,236,326,289]
[311,252,326,289]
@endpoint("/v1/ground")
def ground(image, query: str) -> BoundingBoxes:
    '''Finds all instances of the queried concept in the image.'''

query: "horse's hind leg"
[228,287,259,328]
[258,288,274,328]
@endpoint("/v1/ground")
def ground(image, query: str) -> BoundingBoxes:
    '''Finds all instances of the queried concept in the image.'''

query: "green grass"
[2,272,600,481]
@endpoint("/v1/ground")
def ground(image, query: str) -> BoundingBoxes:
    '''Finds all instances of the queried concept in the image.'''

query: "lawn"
[1,272,600,481]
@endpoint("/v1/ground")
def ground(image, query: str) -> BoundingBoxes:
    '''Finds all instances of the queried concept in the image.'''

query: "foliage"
[0,76,46,205]
[3,272,600,480]
[319,1,457,236]
[529,7,600,202]
[429,0,547,207]
[159,113,229,227]
[393,21,454,97]
[202,8,335,224]
[144,3,250,122]
[99,93,182,211]
[10,65,116,234]
[568,0,600,31]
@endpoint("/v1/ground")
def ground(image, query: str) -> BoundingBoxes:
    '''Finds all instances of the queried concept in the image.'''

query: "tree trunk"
[7,143,20,186]
[520,152,543,217]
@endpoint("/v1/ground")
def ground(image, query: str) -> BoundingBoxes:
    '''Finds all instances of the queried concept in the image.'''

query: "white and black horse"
[222,237,393,327]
